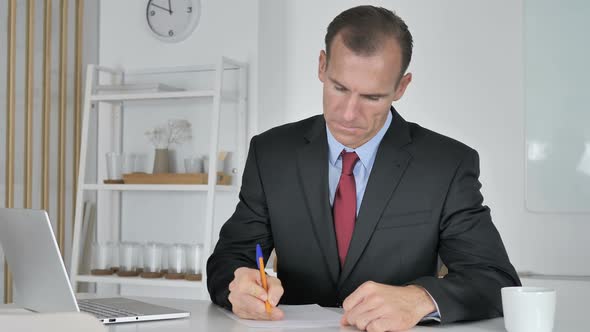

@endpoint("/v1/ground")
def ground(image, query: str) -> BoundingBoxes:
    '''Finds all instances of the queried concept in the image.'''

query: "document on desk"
[220,304,343,328]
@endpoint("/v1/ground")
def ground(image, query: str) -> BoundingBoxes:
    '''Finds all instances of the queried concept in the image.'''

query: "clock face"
[146,0,201,42]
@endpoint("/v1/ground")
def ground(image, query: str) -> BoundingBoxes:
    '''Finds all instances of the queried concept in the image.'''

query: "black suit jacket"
[207,108,520,323]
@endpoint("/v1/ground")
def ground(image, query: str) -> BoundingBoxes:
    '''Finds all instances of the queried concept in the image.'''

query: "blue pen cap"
[256,244,263,268]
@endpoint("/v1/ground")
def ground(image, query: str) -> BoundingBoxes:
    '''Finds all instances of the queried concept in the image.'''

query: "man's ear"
[318,50,327,83]
[392,72,412,101]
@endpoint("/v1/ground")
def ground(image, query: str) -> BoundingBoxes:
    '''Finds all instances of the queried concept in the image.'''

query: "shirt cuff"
[420,288,441,322]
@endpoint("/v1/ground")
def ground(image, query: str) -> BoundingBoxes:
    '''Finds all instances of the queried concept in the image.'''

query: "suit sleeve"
[206,136,274,309]
[411,148,521,323]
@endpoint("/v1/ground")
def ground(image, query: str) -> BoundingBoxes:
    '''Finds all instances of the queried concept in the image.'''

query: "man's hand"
[341,281,436,332]
[228,267,285,320]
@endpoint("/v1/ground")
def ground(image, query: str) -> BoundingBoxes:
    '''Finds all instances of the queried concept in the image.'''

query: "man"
[207,5,520,331]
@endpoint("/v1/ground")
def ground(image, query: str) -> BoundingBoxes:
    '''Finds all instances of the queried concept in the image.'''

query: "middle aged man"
[207,5,520,331]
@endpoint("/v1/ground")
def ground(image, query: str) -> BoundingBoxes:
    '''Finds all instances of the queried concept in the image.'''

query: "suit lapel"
[338,108,413,286]
[296,116,340,285]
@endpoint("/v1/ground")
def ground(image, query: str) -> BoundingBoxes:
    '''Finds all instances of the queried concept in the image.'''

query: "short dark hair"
[325,5,413,76]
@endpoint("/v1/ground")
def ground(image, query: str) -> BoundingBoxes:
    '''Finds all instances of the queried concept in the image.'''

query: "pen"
[256,243,272,314]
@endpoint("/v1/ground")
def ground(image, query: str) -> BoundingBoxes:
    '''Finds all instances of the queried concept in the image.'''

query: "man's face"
[318,35,412,148]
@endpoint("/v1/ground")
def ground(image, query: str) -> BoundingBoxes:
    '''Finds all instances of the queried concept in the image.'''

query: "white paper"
[221,304,343,328]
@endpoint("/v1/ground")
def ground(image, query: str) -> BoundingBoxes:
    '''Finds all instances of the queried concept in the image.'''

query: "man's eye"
[334,85,346,92]
[365,96,380,101]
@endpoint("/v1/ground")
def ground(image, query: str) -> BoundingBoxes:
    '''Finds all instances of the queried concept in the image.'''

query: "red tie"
[333,150,359,267]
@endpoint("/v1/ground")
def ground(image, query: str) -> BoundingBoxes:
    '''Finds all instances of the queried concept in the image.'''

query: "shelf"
[75,274,203,288]
[82,184,239,192]
[89,90,239,103]
[90,90,216,102]
[122,63,243,75]
[70,59,248,300]
[96,83,184,94]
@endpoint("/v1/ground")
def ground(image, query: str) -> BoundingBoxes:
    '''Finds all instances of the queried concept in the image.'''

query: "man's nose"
[342,94,360,122]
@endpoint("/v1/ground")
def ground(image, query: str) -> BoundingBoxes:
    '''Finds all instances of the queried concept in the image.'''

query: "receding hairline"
[324,31,407,85]
[323,6,413,77]
[326,28,400,59]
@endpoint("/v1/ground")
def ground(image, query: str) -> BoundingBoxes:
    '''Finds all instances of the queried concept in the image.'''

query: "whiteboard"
[525,0,590,212]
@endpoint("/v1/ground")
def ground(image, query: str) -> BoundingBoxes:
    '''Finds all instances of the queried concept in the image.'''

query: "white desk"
[1,278,586,331]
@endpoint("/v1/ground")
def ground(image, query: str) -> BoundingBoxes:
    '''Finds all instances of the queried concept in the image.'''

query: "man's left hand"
[341,281,436,332]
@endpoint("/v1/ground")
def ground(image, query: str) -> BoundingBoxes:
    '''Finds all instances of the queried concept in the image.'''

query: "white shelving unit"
[75,275,204,289]
[81,184,238,192]
[70,57,248,299]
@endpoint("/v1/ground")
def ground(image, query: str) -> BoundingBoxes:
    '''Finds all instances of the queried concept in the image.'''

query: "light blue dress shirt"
[327,111,392,215]
[326,110,441,322]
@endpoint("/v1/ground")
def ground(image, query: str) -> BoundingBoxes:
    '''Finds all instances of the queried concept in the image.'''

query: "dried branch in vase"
[145,119,193,149]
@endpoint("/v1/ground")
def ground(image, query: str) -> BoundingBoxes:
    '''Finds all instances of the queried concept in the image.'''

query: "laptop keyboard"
[78,299,140,319]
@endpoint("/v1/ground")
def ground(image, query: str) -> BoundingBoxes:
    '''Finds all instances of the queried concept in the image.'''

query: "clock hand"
[150,3,171,14]
[168,0,173,15]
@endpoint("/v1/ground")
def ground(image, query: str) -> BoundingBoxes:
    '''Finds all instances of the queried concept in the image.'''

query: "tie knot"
[340,151,359,175]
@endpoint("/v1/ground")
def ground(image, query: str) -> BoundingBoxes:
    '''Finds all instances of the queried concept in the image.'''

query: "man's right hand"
[228,267,285,320]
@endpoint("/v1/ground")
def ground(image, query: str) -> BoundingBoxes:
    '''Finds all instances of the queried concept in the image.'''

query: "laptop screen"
[0,208,79,313]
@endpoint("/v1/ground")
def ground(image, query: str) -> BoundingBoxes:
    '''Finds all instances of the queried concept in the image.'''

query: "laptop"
[0,208,190,324]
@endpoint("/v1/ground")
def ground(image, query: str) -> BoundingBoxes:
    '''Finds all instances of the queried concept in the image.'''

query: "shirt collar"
[326,110,393,170]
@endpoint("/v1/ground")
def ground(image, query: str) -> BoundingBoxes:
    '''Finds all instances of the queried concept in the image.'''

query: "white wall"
[98,0,259,299]
[257,0,590,276]
[99,0,259,135]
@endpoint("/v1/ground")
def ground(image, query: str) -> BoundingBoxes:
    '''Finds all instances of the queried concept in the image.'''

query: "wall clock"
[146,0,201,43]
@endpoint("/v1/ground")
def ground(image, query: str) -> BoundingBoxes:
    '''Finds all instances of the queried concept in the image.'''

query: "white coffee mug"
[502,286,556,332]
